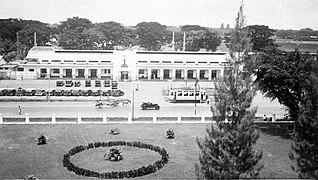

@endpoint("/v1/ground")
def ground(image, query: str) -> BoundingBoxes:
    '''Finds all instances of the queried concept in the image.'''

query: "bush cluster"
[63,141,169,179]
[165,129,175,139]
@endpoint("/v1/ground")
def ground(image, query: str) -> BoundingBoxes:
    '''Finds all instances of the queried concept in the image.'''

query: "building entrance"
[65,69,72,78]
[163,69,170,79]
[77,69,85,78]
[90,69,97,78]
[121,71,129,81]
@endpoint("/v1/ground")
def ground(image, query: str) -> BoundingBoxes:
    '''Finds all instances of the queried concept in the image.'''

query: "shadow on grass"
[254,122,294,140]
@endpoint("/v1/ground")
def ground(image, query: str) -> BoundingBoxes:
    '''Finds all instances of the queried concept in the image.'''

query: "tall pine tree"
[195,2,263,179]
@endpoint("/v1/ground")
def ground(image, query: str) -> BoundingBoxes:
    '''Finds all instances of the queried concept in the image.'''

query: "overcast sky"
[1,0,318,30]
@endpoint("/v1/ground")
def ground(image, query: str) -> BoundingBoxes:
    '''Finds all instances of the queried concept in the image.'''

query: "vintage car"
[111,80,118,89]
[54,89,65,96]
[141,100,160,110]
[95,80,101,87]
[85,80,91,87]
[74,81,81,87]
[56,80,65,87]
[65,80,74,87]
[24,88,35,96]
[35,89,45,96]
[104,80,111,87]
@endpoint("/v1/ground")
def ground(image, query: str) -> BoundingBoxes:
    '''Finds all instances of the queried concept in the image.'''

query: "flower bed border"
[63,141,169,179]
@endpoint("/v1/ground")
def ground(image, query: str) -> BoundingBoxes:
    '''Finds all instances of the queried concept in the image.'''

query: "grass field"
[0,123,298,179]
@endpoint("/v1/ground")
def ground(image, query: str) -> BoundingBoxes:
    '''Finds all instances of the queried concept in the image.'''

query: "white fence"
[0,113,210,125]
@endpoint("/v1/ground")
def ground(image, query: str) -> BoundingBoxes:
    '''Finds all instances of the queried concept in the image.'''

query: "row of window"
[41,60,111,63]
[138,60,221,64]
[40,69,112,74]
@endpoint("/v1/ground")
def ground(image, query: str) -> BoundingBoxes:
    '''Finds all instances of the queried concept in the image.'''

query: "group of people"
[263,114,274,121]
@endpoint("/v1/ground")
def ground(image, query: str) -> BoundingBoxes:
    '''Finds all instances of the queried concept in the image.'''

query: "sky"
[1,0,318,30]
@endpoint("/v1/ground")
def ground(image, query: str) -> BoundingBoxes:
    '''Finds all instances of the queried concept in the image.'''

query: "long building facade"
[0,46,228,81]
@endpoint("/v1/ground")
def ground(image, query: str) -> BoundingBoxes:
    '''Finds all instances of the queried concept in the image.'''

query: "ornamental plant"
[195,2,263,179]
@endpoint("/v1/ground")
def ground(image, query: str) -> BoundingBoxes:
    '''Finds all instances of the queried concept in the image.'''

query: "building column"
[184,69,188,80]
[97,68,101,79]
[219,69,223,78]
[208,69,212,80]
[147,69,151,80]
[46,68,51,77]
[72,68,76,78]
[159,69,163,80]
[84,68,89,78]
[59,68,63,78]
[196,69,200,80]
[171,69,175,80]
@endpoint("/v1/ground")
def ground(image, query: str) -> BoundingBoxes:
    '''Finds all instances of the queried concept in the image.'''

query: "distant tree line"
[275,28,318,41]
[0,17,225,61]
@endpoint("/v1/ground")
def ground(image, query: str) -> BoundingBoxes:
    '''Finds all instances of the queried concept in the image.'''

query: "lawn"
[0,123,297,179]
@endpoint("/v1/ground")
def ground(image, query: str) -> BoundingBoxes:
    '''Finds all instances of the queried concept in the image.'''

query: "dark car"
[141,100,160,110]
[74,81,81,87]
[56,80,64,87]
[104,80,111,87]
[95,80,101,87]
[111,80,118,89]
[85,80,91,87]
[65,80,74,87]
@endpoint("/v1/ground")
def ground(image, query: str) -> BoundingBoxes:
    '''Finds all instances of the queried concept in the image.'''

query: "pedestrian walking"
[18,106,22,115]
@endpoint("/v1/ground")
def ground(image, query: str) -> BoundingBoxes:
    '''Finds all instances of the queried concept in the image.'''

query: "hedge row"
[63,141,169,179]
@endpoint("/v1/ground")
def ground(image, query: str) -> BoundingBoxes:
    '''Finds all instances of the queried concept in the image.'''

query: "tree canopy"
[247,25,276,52]
[134,22,169,51]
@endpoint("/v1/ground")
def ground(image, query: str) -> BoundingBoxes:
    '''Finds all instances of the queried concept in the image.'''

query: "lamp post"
[47,73,51,102]
[194,78,199,115]
[132,81,135,121]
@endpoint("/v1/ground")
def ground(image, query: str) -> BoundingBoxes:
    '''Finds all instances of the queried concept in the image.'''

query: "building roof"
[29,46,59,52]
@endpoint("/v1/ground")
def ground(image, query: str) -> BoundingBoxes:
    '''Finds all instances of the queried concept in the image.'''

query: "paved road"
[0,80,285,118]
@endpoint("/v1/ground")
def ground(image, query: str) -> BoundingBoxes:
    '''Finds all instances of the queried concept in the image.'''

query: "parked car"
[85,80,91,87]
[95,80,101,87]
[104,80,111,87]
[35,89,45,96]
[74,81,81,87]
[25,88,35,96]
[65,80,74,87]
[141,100,160,110]
[56,80,64,87]
[55,89,65,96]
[111,80,118,89]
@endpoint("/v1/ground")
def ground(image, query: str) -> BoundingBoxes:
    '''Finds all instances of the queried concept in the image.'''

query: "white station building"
[0,46,228,81]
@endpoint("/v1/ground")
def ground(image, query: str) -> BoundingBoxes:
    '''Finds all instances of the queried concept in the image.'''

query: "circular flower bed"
[63,141,169,179]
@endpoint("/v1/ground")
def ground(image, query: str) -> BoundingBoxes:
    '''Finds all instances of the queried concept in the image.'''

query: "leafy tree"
[185,30,221,51]
[96,21,126,49]
[135,22,169,51]
[0,18,25,58]
[58,17,94,49]
[195,3,262,179]
[289,57,318,179]
[254,49,313,122]
[255,48,318,178]
[181,25,206,32]
[247,25,276,52]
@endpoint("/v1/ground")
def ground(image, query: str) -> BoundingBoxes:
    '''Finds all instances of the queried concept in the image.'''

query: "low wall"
[0,113,293,125]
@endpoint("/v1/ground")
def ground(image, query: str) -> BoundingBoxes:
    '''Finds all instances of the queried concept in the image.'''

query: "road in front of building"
[0,80,286,118]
